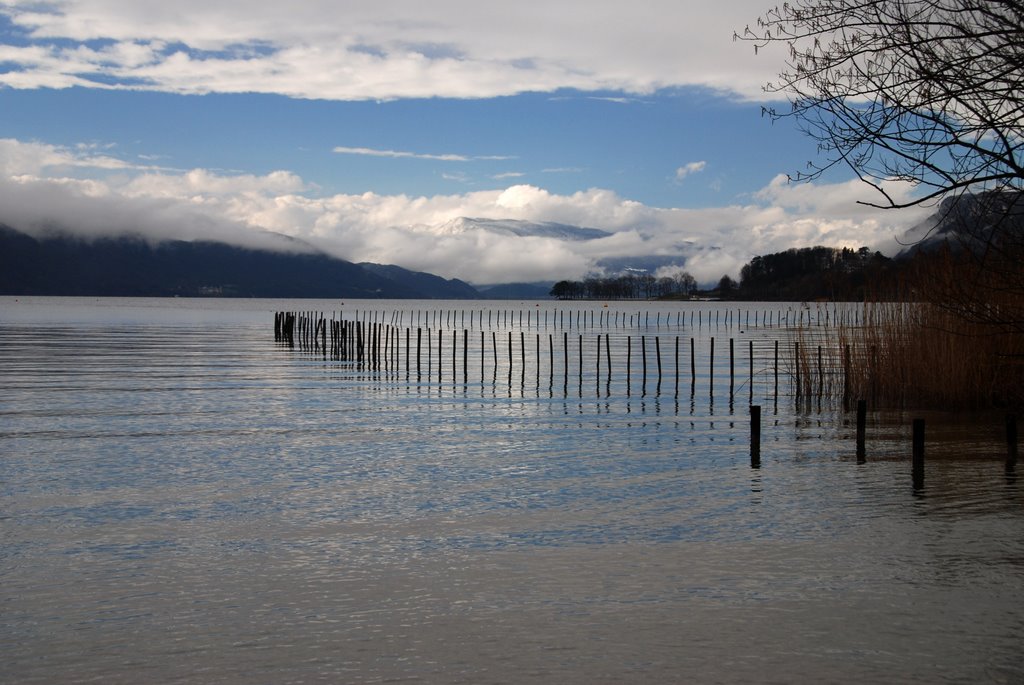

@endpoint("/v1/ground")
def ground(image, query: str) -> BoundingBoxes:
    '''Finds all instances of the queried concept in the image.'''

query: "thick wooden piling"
[751,404,761,466]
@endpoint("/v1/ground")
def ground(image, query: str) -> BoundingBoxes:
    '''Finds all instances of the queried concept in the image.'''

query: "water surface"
[2,297,1022,683]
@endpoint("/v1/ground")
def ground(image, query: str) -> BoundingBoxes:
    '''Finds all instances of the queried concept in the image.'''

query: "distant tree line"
[736,246,894,301]
[549,247,896,302]
[550,271,697,300]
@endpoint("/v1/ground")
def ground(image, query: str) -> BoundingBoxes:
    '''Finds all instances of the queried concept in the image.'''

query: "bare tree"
[737,0,1024,210]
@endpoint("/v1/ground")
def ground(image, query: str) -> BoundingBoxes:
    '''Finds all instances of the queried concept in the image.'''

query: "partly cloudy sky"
[0,0,930,285]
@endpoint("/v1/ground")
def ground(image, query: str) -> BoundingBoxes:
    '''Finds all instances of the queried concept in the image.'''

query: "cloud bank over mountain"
[0,137,928,285]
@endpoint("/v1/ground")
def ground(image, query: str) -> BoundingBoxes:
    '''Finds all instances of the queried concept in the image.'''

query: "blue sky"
[0,0,928,285]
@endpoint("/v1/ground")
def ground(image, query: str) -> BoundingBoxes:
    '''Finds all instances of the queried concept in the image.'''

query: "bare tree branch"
[739,0,1024,209]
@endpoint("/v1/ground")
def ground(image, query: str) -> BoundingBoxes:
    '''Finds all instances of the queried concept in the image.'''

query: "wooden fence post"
[751,405,762,466]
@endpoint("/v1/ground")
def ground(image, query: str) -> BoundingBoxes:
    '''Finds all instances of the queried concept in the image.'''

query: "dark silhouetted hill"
[0,226,481,299]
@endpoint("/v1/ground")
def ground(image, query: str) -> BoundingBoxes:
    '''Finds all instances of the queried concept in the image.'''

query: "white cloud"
[334,146,468,162]
[0,1,787,101]
[0,137,929,285]
[333,146,515,162]
[675,161,707,181]
[0,137,166,175]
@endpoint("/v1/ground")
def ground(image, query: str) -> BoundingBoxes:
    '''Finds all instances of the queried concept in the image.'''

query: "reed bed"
[830,302,1024,411]
[273,300,1023,411]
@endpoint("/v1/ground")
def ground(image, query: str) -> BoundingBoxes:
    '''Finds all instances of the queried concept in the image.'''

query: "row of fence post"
[277,312,1019,488]
[275,312,858,401]
[749,403,1019,489]
[278,305,867,336]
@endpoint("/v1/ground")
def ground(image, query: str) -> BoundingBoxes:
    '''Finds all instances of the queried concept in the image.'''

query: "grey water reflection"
[2,298,1023,684]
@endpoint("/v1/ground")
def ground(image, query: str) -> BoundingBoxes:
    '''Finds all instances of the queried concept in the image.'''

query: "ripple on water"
[2,309,1023,684]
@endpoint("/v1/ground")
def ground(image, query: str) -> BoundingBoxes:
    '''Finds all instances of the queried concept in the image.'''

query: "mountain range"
[0,225,480,299]
[0,214,708,299]
[895,191,1024,257]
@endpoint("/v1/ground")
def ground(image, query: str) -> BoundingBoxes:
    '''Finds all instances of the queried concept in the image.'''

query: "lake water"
[2,297,1023,684]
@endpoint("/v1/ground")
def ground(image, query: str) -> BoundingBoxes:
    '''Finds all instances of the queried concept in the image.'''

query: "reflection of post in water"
[817,345,824,398]
[773,340,779,410]
[842,344,851,410]
[605,334,612,387]
[690,337,696,387]
[641,335,648,397]
[750,404,761,467]
[748,340,754,402]
[563,331,569,395]
[626,336,632,396]
[856,399,867,463]
[674,336,680,400]
[709,337,715,399]
[576,334,583,396]
[491,330,497,369]
[519,331,526,389]
[520,330,526,373]
[655,336,663,396]
[1007,414,1018,481]
[794,341,801,404]
[535,333,541,390]
[507,331,513,387]
[548,333,554,388]
[912,418,925,490]
[428,327,436,376]
[729,338,735,397]
[415,327,421,380]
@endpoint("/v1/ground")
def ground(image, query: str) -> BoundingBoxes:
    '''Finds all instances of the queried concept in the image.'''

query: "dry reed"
[827,301,1024,410]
